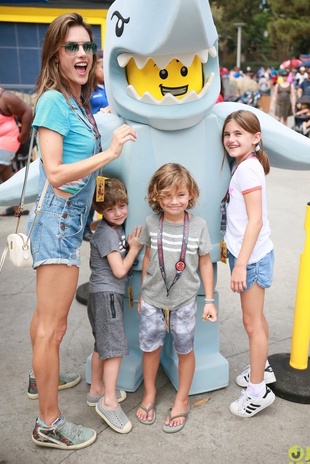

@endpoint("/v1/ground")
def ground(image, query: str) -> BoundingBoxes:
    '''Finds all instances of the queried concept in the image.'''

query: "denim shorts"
[0,149,15,166]
[228,249,274,291]
[26,175,95,268]
[139,297,197,355]
[87,291,129,360]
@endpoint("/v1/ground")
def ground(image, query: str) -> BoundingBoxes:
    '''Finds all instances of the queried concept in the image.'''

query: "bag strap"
[14,129,36,233]
[0,244,8,274]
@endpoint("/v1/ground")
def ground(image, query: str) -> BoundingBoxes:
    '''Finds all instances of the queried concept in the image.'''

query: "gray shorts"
[139,297,197,355]
[0,149,15,166]
[87,291,129,360]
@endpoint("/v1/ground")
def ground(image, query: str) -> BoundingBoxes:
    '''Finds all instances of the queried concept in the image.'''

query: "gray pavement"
[0,164,309,464]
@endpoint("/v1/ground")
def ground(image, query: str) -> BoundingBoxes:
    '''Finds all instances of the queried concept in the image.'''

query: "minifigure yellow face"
[126,56,203,100]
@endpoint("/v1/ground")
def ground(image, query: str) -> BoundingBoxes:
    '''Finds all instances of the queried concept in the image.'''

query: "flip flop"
[0,207,29,217]
[136,403,156,425]
[162,406,190,434]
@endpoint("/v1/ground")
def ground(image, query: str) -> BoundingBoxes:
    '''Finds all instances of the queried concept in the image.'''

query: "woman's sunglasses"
[62,42,97,56]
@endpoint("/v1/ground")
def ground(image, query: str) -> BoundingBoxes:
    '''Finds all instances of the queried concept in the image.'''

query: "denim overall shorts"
[26,109,101,269]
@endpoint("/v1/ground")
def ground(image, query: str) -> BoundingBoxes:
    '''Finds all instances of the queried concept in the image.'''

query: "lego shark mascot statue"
[1,0,310,394]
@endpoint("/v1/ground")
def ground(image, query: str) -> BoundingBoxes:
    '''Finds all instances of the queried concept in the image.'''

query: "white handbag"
[6,233,33,268]
[0,130,48,273]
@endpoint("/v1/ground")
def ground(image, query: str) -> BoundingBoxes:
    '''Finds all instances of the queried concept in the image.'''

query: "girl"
[87,178,142,434]
[222,109,276,418]
[27,13,136,450]
[135,163,217,433]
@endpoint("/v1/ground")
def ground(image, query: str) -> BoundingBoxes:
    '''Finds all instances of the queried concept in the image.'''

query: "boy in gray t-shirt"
[136,163,217,433]
[87,178,142,434]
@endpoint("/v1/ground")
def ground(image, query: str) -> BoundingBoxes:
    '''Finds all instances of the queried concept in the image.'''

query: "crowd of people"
[3,11,304,452]
[221,64,310,133]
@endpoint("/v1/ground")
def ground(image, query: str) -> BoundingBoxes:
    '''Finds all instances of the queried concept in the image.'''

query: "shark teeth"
[126,72,215,105]
[117,47,218,70]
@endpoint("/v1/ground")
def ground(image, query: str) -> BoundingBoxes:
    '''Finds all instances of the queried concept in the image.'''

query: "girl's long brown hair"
[221,110,270,175]
[35,12,97,107]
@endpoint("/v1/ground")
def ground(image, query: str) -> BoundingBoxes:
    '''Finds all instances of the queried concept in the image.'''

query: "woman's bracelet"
[204,298,215,305]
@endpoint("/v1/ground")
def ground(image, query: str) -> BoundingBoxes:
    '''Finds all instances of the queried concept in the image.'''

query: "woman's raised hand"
[110,124,137,159]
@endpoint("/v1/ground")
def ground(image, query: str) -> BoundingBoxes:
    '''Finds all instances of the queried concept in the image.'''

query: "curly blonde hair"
[147,163,199,213]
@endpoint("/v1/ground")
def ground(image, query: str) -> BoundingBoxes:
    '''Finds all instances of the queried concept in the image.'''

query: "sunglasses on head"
[62,41,97,56]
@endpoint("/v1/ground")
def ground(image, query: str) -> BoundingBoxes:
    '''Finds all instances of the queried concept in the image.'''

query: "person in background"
[83,50,109,241]
[89,49,108,114]
[295,66,308,88]
[221,109,276,418]
[271,69,296,126]
[0,88,32,216]
[26,12,136,450]
[297,71,310,99]
[87,178,142,434]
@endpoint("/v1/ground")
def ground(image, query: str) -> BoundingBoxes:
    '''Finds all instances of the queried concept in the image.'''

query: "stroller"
[293,95,310,137]
[225,90,260,108]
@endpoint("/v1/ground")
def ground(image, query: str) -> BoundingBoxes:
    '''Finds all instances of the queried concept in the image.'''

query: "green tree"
[211,0,310,67]
[267,0,310,58]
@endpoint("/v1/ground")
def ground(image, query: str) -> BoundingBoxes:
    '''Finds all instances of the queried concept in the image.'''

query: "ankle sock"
[246,381,266,399]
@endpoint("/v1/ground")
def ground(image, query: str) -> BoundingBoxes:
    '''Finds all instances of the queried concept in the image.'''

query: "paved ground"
[0,142,309,463]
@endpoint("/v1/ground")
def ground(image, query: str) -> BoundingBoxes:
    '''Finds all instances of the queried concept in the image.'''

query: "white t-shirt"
[224,158,273,263]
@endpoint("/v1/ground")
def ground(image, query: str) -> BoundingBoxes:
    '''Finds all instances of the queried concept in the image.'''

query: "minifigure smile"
[119,47,217,105]
[159,84,188,97]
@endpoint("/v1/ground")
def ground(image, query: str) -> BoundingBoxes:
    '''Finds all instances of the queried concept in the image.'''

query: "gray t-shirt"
[140,213,212,311]
[89,219,128,294]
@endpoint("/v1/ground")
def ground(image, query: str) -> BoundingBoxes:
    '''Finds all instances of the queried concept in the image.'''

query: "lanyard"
[157,211,189,297]
[220,152,257,234]
[71,97,101,146]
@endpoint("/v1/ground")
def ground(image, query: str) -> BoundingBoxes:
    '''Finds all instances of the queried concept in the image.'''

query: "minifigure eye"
[180,66,188,77]
[159,69,168,80]
[111,11,130,38]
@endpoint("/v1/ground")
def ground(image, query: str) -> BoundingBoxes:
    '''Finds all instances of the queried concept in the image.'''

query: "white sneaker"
[236,364,276,387]
[230,386,275,418]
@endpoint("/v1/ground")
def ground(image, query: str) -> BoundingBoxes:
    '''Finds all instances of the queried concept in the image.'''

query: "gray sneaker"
[87,388,127,406]
[96,400,132,434]
[28,371,81,399]
[32,415,96,450]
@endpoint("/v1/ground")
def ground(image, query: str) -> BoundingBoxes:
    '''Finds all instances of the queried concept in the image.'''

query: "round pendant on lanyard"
[175,260,186,271]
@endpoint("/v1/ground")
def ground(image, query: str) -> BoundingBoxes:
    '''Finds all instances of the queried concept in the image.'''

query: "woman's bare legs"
[240,282,268,384]
[30,264,79,426]
[136,347,161,422]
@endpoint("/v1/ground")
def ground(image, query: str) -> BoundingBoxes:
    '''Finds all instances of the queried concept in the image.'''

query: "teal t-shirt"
[33,90,95,194]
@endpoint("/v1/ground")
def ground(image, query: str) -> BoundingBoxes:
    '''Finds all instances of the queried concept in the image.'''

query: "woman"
[27,13,136,450]
[271,69,296,126]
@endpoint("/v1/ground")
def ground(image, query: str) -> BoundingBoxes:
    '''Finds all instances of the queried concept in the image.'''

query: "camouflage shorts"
[139,297,197,355]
